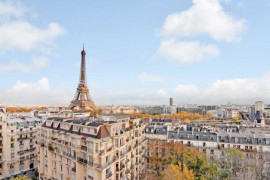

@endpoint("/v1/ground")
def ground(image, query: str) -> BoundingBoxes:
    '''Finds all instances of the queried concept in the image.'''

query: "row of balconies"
[17,147,36,154]
[16,129,36,135]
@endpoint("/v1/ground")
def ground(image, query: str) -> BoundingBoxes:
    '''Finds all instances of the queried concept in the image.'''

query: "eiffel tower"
[69,46,97,111]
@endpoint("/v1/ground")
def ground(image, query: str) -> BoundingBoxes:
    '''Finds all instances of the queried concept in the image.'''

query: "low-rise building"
[145,124,270,174]
[38,114,146,180]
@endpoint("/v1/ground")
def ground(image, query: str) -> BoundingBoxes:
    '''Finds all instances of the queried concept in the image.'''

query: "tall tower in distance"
[69,46,97,111]
[170,98,173,106]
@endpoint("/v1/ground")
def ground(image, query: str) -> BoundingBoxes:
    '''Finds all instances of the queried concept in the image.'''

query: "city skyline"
[1,0,270,105]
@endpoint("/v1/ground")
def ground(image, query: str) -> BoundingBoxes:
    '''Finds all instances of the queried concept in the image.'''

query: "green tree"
[218,148,245,179]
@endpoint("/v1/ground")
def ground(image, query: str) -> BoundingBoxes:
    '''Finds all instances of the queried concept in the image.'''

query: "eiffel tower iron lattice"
[69,47,97,111]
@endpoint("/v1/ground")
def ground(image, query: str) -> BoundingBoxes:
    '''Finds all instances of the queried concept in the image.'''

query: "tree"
[10,175,31,180]
[233,117,239,123]
[218,148,245,179]
[109,110,114,114]
[149,141,166,176]
[162,163,194,180]
[184,118,190,124]
[147,141,217,180]
[206,113,214,118]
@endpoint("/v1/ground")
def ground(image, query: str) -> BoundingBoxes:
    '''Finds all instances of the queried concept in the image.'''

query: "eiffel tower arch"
[69,47,97,111]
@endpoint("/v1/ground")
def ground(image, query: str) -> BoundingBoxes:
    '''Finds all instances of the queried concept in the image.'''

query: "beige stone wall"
[38,120,146,180]
[0,113,40,179]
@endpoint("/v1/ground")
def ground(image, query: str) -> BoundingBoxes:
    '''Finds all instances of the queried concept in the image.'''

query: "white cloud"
[0,56,48,73]
[157,90,168,97]
[162,0,245,42]
[174,84,200,97]
[158,0,245,65]
[6,78,49,93]
[139,72,166,82]
[0,1,24,21]
[171,71,270,104]
[0,78,72,105]
[159,39,219,64]
[0,21,64,51]
[0,1,64,52]
[203,72,270,103]
[3,72,270,105]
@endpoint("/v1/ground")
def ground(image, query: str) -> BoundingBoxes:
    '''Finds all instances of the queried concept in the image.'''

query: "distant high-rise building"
[70,47,97,111]
[255,101,264,112]
[169,98,173,106]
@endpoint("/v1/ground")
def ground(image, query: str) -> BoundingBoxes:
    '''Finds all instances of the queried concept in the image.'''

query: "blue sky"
[1,0,270,105]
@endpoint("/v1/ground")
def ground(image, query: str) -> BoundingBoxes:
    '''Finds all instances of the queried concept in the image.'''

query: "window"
[72,162,76,169]
[106,168,111,176]
[94,129,97,134]
[115,139,119,147]
[89,143,93,152]
[88,156,93,165]
[95,144,98,153]
[105,142,108,150]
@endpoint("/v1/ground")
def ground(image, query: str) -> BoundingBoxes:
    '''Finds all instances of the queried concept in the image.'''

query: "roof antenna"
[83,43,84,50]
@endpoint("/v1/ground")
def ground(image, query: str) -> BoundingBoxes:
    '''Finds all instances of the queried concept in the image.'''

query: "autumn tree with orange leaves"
[123,111,214,120]
[162,163,194,180]
[147,141,217,180]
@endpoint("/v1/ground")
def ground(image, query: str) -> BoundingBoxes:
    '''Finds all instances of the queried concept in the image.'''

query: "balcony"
[88,175,93,180]
[94,161,114,171]
[48,146,55,152]
[71,154,76,159]
[30,147,36,151]
[17,137,28,141]
[81,145,87,152]
[77,157,87,164]
[106,172,112,179]
[88,161,93,166]
[51,137,57,141]
[106,147,113,153]
[63,152,71,157]
[72,167,76,172]
[29,136,36,139]
[120,164,125,171]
